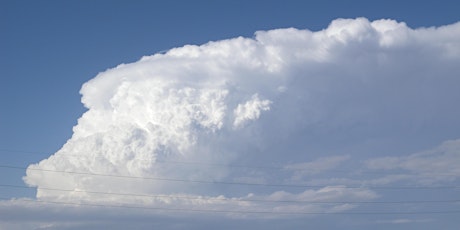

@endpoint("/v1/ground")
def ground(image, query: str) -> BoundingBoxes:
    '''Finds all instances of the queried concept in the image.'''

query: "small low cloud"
[365,139,460,185]
[284,155,350,181]
[376,218,434,224]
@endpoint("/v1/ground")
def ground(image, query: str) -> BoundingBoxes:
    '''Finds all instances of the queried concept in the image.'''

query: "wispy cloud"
[365,139,460,185]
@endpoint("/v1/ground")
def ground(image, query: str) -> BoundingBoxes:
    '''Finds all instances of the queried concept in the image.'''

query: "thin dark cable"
[1,197,459,215]
[1,165,459,190]
[1,148,458,176]
[0,149,314,170]
[2,184,459,204]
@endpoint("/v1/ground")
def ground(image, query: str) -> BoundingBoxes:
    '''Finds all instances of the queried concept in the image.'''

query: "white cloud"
[365,139,460,185]
[233,94,271,128]
[17,17,460,228]
[0,185,377,229]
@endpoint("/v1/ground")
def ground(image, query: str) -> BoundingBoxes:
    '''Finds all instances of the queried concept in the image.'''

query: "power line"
[0,148,330,171]
[1,197,459,216]
[0,148,273,169]
[1,184,459,204]
[1,164,459,190]
[1,148,458,177]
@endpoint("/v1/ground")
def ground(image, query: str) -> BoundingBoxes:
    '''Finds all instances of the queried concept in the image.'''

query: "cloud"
[365,139,460,185]
[0,189,376,229]
[283,155,350,181]
[15,17,460,228]
[375,218,434,224]
[233,94,271,129]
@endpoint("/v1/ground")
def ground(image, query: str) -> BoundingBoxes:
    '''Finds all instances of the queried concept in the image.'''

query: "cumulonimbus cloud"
[22,18,460,216]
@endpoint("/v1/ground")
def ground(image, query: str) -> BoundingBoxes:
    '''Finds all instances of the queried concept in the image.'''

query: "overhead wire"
[1,148,459,177]
[1,196,459,216]
[2,149,459,216]
[1,184,459,205]
[0,164,459,190]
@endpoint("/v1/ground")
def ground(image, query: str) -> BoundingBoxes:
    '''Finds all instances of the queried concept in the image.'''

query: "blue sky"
[1,1,460,229]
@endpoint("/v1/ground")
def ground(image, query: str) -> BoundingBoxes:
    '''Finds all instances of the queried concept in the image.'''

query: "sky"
[1,0,460,229]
